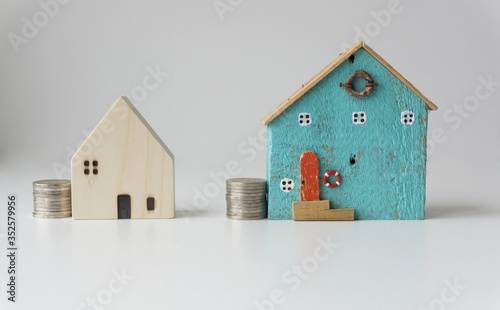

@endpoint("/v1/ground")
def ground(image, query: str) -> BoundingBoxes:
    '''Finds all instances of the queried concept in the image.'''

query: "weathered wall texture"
[267,48,429,220]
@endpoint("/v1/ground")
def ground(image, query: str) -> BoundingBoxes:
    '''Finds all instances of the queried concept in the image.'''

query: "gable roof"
[260,42,438,125]
[74,96,174,160]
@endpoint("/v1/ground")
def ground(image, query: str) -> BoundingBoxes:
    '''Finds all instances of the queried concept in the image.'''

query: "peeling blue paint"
[266,48,428,220]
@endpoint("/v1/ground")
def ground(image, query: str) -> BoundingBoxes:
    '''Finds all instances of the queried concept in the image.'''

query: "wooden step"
[293,200,354,221]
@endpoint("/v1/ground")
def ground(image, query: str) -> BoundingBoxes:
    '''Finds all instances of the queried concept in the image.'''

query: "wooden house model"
[71,96,175,219]
[261,42,438,220]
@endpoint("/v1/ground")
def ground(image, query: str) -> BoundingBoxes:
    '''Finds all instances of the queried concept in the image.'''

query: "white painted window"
[298,113,311,126]
[401,111,415,125]
[352,112,366,125]
[280,178,294,192]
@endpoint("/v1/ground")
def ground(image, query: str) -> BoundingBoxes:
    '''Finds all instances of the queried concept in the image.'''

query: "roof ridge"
[118,96,175,159]
[260,42,437,125]
[72,96,174,161]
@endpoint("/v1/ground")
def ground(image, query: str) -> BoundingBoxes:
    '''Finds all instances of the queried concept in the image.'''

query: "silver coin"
[226,178,266,184]
[34,196,71,202]
[34,194,71,199]
[227,210,267,216]
[34,193,71,197]
[226,183,267,190]
[226,195,267,200]
[227,206,267,212]
[33,204,72,209]
[227,191,266,196]
[34,209,72,214]
[226,187,267,193]
[227,215,267,220]
[226,200,267,205]
[226,186,267,191]
[34,210,72,214]
[226,189,267,194]
[227,204,267,209]
[227,196,267,201]
[33,185,71,190]
[227,214,267,219]
[227,208,267,212]
[227,210,267,215]
[33,189,71,195]
[33,207,73,212]
[34,185,71,189]
[33,199,71,204]
[32,212,72,219]
[34,203,72,208]
[226,201,267,206]
[227,212,266,217]
[33,179,71,188]
[34,211,71,215]
[227,201,267,207]
[226,214,266,220]
[33,209,72,215]
[34,202,72,207]
[226,200,267,206]
[34,206,72,211]
[226,193,267,197]
[34,204,72,209]
[33,201,72,206]
[227,181,266,185]
[33,205,72,211]
[227,207,267,212]
[227,209,267,215]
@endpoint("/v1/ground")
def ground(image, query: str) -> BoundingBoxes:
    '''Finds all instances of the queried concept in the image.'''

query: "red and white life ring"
[323,170,341,188]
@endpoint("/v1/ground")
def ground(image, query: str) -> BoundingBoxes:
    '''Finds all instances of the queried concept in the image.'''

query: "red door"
[300,151,320,201]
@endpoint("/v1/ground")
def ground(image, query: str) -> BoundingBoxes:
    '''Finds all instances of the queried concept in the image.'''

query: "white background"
[1,0,499,309]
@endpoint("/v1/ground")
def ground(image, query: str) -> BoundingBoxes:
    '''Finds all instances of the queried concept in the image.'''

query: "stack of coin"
[226,178,267,220]
[33,180,72,219]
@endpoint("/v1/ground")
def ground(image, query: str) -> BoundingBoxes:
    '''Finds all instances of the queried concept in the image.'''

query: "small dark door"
[117,194,131,219]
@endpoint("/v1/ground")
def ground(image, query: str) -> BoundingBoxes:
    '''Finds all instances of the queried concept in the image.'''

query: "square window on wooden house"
[401,111,415,125]
[298,113,311,126]
[353,112,366,124]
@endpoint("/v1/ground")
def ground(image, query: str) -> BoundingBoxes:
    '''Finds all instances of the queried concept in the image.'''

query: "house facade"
[71,96,175,220]
[261,42,437,220]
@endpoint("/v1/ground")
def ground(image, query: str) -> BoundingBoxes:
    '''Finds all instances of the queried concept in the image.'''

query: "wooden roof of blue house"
[261,42,438,125]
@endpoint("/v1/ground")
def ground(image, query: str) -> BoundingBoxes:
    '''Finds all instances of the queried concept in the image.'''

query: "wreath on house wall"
[340,70,379,98]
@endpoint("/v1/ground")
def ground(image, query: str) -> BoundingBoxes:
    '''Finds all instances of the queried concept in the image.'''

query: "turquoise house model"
[261,42,438,220]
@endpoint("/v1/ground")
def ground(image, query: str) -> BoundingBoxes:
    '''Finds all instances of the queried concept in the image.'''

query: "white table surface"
[0,189,498,310]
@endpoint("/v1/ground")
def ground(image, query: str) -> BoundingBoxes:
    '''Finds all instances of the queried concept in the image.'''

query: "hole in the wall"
[348,54,355,63]
[350,155,357,165]
[351,76,366,93]
[147,197,155,211]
